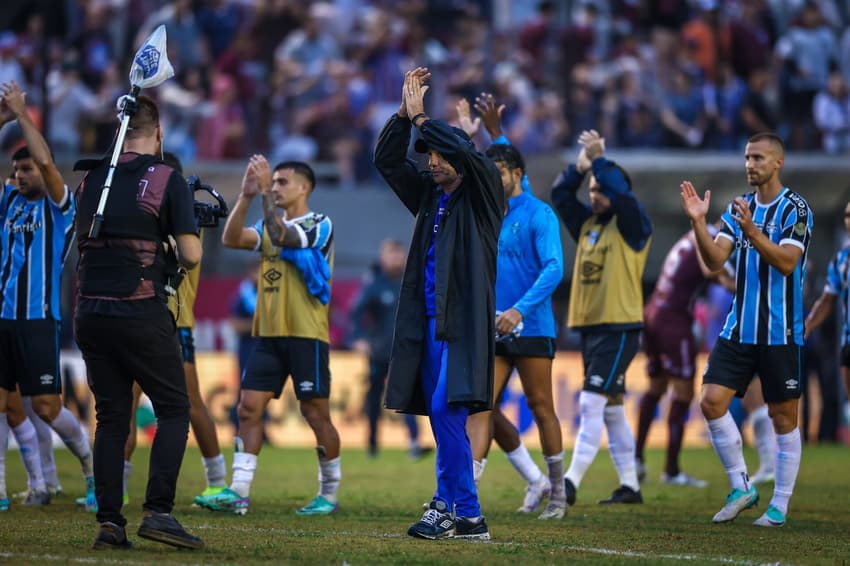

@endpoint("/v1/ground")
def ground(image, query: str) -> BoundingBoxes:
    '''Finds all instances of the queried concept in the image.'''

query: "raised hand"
[241,155,260,198]
[576,147,592,174]
[250,155,272,194]
[680,181,710,223]
[403,67,431,121]
[731,196,756,238]
[456,98,480,138]
[473,92,505,139]
[578,129,604,160]
[0,81,26,125]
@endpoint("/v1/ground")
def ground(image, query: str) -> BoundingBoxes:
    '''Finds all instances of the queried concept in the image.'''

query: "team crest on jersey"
[581,261,603,278]
[39,374,54,385]
[764,222,777,235]
[263,268,282,284]
[299,381,315,392]
[511,221,521,233]
[587,230,599,245]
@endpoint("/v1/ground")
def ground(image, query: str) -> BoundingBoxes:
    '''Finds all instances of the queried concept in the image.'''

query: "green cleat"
[296,495,338,516]
[194,487,249,515]
[753,504,786,527]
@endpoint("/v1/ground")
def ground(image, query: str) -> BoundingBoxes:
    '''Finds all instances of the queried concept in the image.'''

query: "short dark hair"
[485,144,525,174]
[748,132,785,154]
[274,161,316,191]
[161,150,183,174]
[126,95,160,139]
[11,146,30,161]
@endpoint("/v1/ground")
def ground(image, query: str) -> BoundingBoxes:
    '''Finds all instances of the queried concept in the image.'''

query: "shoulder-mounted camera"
[188,175,229,228]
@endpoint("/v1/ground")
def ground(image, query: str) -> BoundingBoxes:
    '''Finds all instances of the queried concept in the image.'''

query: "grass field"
[1,444,848,565]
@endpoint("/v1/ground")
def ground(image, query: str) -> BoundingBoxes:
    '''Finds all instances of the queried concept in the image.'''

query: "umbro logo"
[785,379,798,390]
[39,374,54,385]
[263,268,282,284]
[589,375,604,387]
[439,519,453,529]
[581,262,603,277]
[299,381,314,392]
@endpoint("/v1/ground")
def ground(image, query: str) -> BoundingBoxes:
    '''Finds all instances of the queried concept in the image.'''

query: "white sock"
[707,412,749,492]
[230,451,257,498]
[544,451,565,498]
[123,460,132,495]
[473,458,487,487]
[0,412,8,499]
[204,454,227,487]
[604,405,640,492]
[770,428,801,515]
[318,456,341,503]
[506,442,544,484]
[750,405,776,474]
[49,407,93,477]
[565,391,607,489]
[13,419,46,492]
[23,399,60,490]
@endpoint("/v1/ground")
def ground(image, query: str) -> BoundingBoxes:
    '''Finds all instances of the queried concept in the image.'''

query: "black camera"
[188,175,229,228]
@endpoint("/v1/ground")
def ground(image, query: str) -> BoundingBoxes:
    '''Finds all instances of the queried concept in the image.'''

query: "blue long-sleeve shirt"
[496,191,564,337]
[490,134,564,338]
[550,157,651,252]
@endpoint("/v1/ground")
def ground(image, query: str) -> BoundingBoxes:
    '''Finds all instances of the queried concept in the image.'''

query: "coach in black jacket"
[374,67,501,540]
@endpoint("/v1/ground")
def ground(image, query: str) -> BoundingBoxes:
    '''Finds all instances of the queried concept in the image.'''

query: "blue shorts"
[242,337,331,400]
[0,318,61,396]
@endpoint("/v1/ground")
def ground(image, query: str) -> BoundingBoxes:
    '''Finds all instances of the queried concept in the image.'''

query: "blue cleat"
[753,504,786,527]
[712,486,759,523]
[296,495,338,516]
[195,487,249,515]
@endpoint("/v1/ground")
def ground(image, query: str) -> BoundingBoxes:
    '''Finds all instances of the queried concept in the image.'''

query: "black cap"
[414,127,474,153]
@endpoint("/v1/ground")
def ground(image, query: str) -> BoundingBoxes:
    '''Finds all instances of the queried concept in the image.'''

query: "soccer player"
[636,223,733,488]
[804,199,850,431]
[458,94,566,519]
[681,132,812,527]
[196,156,341,516]
[0,81,95,510]
[374,67,502,540]
[551,129,652,508]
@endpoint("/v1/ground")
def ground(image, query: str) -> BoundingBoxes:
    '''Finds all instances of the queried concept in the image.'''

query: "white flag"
[128,25,174,89]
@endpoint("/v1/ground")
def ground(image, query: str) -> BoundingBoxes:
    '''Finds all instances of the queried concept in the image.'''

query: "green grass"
[1,444,848,565]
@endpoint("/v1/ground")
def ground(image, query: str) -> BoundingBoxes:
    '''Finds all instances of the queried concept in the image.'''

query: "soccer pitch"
[1,445,848,565]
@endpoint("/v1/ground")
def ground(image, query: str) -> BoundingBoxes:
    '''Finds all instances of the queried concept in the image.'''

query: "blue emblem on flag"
[134,45,161,80]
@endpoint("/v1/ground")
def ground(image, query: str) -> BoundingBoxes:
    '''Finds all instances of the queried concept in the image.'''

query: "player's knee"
[237,400,263,423]
[699,395,724,419]
[32,396,60,422]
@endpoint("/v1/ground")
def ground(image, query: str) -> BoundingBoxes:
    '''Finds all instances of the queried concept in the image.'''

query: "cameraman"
[74,95,203,550]
[118,153,228,511]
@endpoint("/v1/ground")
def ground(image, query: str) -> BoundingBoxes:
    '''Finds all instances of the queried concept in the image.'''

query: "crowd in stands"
[1,0,849,188]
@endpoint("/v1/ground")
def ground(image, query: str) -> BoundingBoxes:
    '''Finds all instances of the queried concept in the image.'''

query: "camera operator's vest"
[75,153,176,301]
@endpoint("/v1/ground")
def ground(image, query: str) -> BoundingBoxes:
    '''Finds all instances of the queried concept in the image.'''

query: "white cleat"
[712,487,759,523]
[517,476,551,513]
[661,472,708,488]
[750,468,775,485]
[538,498,567,520]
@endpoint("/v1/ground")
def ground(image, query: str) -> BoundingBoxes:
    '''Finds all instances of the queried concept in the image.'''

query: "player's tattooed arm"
[261,193,303,248]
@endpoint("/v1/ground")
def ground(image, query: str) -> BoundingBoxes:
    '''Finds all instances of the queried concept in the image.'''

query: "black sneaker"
[454,516,490,540]
[598,485,643,504]
[92,522,132,550]
[137,510,204,549]
[564,478,577,506]
[407,500,454,540]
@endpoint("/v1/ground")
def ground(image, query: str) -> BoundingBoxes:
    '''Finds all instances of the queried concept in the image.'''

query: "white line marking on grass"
[190,525,776,564]
[0,552,154,565]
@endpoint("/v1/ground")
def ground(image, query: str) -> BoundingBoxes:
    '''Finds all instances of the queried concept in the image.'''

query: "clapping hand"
[473,92,505,139]
[456,98,480,138]
[680,181,710,223]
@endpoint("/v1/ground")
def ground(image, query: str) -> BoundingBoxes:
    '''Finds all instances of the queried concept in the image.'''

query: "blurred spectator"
[706,63,748,149]
[159,66,214,164]
[196,72,246,160]
[660,67,706,148]
[740,67,779,136]
[72,3,114,91]
[45,55,99,161]
[518,0,559,87]
[0,32,25,86]
[812,71,850,154]
[722,0,776,81]
[196,0,245,61]
[775,2,836,150]
[136,0,208,71]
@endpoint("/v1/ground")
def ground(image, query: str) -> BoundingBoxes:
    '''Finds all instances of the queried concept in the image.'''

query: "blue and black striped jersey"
[824,246,850,345]
[0,185,75,321]
[717,188,812,345]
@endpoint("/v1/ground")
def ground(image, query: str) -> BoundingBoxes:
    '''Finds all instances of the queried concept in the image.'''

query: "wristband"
[411,113,427,126]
